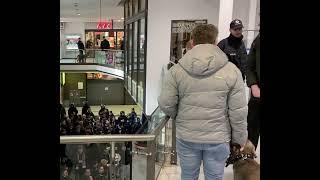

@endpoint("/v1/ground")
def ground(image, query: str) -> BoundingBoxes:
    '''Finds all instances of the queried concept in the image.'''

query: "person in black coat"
[99,105,106,117]
[82,101,90,115]
[77,38,85,54]
[217,19,247,80]
[117,111,127,131]
[100,36,110,50]
[68,103,78,118]
[85,108,95,118]
[246,34,260,149]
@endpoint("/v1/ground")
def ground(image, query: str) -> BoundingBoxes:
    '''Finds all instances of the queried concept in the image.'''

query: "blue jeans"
[176,138,230,180]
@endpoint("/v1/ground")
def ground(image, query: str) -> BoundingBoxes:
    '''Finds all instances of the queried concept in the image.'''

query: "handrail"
[60,107,170,144]
[60,134,155,144]
[65,49,124,52]
[151,115,170,135]
[86,49,124,52]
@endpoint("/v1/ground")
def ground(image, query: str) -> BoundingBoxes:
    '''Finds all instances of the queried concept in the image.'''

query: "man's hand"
[240,144,245,152]
[251,84,260,98]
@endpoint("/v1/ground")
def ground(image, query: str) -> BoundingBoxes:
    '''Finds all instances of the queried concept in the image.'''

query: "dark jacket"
[101,39,110,50]
[77,40,85,50]
[217,34,247,80]
[120,41,124,50]
[246,34,260,87]
[82,104,90,115]
[68,106,78,117]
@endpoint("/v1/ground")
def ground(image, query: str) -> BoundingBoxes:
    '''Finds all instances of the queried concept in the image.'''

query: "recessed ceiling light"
[77,13,81,16]
[117,20,121,22]
[121,17,124,20]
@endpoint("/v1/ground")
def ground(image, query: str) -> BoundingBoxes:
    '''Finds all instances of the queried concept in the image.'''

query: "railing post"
[146,140,155,180]
[170,118,177,165]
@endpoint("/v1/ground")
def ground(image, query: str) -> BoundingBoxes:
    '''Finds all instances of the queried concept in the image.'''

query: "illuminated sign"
[60,73,65,85]
[97,22,113,29]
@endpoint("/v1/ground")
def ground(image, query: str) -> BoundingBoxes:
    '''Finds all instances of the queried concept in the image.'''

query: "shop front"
[85,21,124,50]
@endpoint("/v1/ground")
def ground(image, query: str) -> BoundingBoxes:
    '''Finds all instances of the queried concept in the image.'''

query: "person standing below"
[100,36,110,50]
[100,36,111,64]
[86,39,93,57]
[77,38,85,54]
[217,19,247,80]
[77,38,85,63]
[158,24,248,180]
[246,33,260,149]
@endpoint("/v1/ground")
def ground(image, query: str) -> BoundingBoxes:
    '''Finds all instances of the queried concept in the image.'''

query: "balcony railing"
[60,107,176,180]
[60,49,124,71]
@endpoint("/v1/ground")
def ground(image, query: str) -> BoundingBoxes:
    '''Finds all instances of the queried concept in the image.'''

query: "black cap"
[230,19,243,29]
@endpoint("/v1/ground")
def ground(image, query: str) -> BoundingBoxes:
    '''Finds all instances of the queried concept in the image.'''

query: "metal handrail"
[86,49,124,52]
[151,115,170,135]
[65,49,124,52]
[60,107,170,144]
[60,134,155,144]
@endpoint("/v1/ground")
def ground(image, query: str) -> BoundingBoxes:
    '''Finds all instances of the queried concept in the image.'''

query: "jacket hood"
[179,44,228,76]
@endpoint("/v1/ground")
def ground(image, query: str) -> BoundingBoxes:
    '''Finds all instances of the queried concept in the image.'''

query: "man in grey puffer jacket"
[158,24,248,180]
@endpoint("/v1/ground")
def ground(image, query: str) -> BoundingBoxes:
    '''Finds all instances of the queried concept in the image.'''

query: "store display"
[85,30,124,50]
[65,34,81,50]
[169,20,207,63]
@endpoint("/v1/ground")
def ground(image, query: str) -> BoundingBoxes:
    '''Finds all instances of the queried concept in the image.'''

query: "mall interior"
[60,0,260,179]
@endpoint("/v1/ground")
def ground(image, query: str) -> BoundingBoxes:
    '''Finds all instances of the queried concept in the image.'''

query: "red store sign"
[97,22,113,29]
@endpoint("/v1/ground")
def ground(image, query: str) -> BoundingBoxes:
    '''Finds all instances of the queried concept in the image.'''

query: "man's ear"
[190,39,194,47]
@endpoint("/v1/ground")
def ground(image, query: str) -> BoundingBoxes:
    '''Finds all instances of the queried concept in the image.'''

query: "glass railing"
[60,49,124,71]
[60,106,174,180]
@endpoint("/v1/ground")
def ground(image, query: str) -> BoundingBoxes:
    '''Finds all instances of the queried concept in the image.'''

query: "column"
[246,0,258,48]
[217,0,234,42]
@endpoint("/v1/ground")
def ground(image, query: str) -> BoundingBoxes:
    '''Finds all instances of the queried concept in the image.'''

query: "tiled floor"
[157,140,260,180]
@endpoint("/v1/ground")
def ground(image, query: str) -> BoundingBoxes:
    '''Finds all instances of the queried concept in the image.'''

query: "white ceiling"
[60,0,123,22]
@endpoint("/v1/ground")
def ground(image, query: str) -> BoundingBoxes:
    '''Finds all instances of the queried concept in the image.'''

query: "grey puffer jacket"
[158,44,248,145]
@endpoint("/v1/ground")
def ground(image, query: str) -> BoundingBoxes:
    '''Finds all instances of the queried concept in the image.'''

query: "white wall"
[232,0,250,30]
[145,0,220,114]
[217,0,234,42]
[255,0,260,31]
[60,22,85,58]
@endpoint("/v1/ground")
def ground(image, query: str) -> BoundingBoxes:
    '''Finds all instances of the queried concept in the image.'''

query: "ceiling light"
[117,20,121,22]
[121,17,124,20]
[77,13,81,16]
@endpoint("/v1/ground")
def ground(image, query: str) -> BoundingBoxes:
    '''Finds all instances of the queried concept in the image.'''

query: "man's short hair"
[191,24,218,45]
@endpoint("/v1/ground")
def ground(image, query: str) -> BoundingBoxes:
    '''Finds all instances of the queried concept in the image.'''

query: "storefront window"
[138,18,145,108]
[124,1,128,19]
[140,0,146,11]
[116,31,124,50]
[124,0,146,108]
[128,0,132,17]
[127,23,133,94]
[106,31,116,48]
[85,30,124,50]
[132,21,138,101]
[133,0,138,15]
[124,25,129,88]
